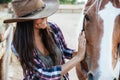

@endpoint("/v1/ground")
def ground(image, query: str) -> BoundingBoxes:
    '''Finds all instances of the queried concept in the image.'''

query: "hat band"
[20,4,46,17]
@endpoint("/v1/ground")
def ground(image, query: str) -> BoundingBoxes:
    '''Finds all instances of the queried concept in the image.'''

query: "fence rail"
[57,5,84,13]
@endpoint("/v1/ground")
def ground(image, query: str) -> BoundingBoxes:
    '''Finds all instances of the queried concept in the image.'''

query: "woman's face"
[34,17,48,29]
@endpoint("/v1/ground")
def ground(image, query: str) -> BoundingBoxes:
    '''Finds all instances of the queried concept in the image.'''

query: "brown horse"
[76,0,120,80]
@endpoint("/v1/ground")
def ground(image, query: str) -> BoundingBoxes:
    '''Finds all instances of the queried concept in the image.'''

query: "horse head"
[77,0,120,80]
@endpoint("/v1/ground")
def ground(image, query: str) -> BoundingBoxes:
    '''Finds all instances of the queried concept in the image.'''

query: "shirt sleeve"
[49,22,74,59]
[35,65,62,80]
[32,56,62,80]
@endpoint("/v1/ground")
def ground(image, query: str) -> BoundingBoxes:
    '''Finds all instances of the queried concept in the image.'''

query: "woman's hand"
[61,32,86,75]
[76,31,86,61]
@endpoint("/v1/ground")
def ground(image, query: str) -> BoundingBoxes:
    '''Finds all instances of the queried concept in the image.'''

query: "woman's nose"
[41,17,47,20]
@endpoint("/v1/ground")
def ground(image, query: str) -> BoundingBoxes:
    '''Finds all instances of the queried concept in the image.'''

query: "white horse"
[0,26,23,80]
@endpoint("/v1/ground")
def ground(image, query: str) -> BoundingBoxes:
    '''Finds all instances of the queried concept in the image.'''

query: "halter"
[81,0,103,32]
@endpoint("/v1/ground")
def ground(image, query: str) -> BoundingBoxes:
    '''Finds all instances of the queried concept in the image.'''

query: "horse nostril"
[113,78,117,80]
[88,73,93,78]
[87,71,94,80]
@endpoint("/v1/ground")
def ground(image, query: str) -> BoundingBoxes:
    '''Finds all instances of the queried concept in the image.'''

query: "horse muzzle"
[87,71,118,80]
[87,71,94,80]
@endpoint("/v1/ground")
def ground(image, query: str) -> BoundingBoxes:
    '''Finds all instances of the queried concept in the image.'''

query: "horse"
[76,0,120,80]
[0,23,24,80]
[0,25,14,80]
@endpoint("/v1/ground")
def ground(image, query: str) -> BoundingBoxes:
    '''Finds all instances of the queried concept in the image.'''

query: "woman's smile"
[34,17,48,29]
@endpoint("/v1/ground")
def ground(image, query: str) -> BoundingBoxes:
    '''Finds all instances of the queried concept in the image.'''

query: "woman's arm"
[61,32,86,75]
[61,55,83,76]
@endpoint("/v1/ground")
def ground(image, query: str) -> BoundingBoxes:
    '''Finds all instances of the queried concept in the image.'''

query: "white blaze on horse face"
[98,2,120,79]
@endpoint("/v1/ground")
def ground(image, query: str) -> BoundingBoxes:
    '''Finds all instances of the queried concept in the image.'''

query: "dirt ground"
[7,13,82,80]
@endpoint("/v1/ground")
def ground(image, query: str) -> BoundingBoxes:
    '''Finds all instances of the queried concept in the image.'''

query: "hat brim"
[4,0,59,23]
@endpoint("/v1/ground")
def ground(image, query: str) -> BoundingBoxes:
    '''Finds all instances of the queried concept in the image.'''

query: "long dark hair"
[13,21,57,74]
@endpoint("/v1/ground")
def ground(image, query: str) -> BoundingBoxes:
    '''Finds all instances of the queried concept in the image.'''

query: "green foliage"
[59,0,76,4]
[0,0,12,3]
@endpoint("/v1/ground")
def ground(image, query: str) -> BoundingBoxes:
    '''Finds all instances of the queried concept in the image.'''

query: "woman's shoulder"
[48,22,59,29]
[48,22,61,33]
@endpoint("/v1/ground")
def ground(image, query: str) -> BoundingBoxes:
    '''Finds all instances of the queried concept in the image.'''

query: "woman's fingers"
[78,31,86,47]
[77,31,86,60]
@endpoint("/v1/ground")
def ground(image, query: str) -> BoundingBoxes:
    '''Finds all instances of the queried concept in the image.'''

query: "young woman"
[4,0,86,80]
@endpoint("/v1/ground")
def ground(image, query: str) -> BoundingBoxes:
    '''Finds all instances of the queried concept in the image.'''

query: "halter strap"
[84,0,103,14]
[81,0,103,32]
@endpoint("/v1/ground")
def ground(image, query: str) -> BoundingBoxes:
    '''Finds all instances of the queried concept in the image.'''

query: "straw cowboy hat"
[4,0,59,23]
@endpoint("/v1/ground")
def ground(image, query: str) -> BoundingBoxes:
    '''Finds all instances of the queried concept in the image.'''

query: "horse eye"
[85,14,90,21]
[117,44,120,55]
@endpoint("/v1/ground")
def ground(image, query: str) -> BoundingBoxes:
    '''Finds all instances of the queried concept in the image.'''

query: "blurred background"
[0,0,85,80]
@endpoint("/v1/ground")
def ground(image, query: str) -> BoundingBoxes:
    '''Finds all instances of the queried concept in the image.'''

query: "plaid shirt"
[12,22,74,80]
